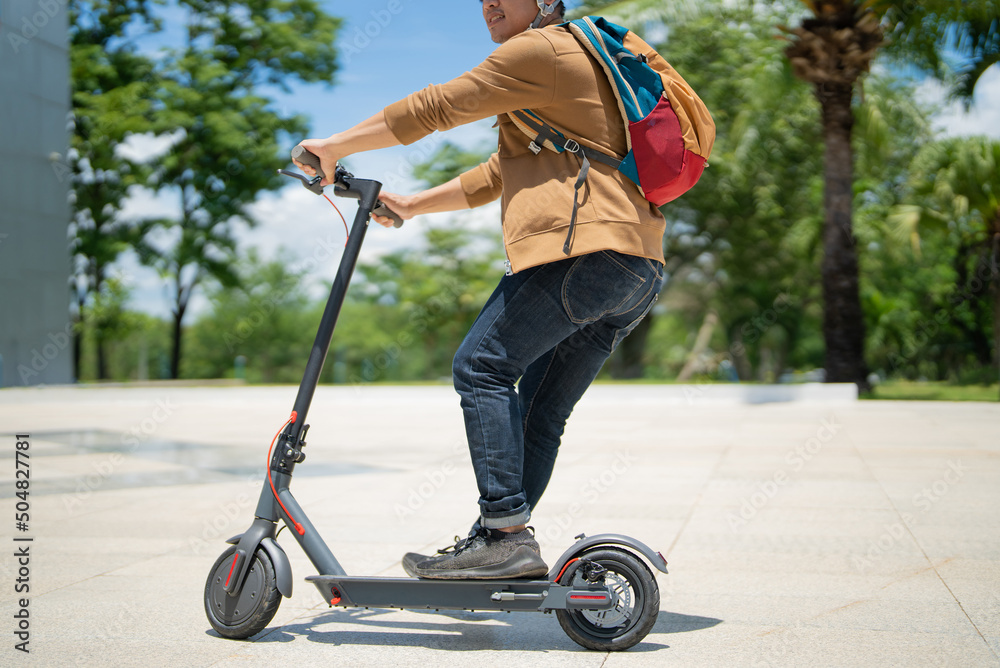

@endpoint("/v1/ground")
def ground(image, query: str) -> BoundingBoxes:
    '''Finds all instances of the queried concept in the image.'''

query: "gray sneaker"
[401,534,468,577]
[410,527,548,580]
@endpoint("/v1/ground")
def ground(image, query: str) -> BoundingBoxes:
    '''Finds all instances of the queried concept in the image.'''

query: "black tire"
[555,548,660,651]
[204,545,282,639]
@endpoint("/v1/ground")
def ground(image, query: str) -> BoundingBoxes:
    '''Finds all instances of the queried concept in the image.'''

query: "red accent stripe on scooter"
[224,553,239,588]
[568,594,608,600]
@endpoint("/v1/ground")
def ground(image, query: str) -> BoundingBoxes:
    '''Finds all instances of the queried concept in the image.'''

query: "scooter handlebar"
[291,144,326,181]
[371,202,404,228]
[290,145,404,228]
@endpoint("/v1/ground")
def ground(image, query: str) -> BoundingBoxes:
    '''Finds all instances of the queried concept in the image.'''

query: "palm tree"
[783,0,999,390]
[781,2,883,389]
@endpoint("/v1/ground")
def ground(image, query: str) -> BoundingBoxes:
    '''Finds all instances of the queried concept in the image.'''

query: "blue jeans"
[453,250,663,529]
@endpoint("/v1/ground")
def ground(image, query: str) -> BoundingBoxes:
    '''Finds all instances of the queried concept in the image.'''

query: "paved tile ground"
[0,384,997,667]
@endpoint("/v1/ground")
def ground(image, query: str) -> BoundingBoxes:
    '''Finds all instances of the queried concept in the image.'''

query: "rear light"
[566,592,612,609]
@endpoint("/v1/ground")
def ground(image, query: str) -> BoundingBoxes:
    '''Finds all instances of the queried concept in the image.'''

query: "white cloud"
[119,185,180,221]
[917,65,1000,139]
[116,130,186,163]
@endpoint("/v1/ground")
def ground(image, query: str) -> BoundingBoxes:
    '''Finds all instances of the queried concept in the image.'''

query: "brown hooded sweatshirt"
[383,23,665,273]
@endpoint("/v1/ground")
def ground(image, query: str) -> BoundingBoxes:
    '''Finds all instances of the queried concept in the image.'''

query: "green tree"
[851,76,947,382]
[652,4,827,382]
[144,0,340,378]
[412,142,497,187]
[76,275,143,380]
[891,137,1000,392]
[183,252,315,382]
[351,224,503,382]
[780,1,883,390]
[578,0,999,390]
[67,0,160,379]
[876,1,1000,100]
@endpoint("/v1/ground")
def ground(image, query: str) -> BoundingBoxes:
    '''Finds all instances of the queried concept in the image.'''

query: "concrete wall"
[0,0,72,386]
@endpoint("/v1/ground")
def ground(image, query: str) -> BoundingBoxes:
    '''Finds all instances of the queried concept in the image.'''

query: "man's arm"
[372,152,502,228]
[372,176,470,227]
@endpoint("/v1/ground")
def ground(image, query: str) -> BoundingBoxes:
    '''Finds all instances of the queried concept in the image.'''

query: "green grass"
[864,380,1000,402]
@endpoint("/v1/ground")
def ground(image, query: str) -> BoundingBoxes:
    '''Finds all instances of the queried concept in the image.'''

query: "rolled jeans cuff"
[480,505,531,529]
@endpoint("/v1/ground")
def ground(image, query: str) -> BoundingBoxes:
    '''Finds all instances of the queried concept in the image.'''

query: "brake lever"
[277,168,326,195]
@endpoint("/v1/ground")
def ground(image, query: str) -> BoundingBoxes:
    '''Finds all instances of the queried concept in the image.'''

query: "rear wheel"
[555,548,659,651]
[204,545,281,639]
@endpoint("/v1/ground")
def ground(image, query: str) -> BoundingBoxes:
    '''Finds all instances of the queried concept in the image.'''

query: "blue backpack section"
[565,17,665,188]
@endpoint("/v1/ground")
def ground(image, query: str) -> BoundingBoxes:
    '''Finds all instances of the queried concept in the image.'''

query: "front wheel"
[204,545,282,639]
[555,548,660,651]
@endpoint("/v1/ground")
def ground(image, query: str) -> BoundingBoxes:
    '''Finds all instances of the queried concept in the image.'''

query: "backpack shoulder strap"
[566,17,644,129]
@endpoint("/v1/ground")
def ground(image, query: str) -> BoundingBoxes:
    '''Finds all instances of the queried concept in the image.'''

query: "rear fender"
[547,533,669,580]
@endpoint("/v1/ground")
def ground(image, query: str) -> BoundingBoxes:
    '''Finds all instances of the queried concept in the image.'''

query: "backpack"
[510,17,716,254]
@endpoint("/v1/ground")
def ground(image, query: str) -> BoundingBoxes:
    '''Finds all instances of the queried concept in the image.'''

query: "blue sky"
[296,2,500,137]
[118,1,1000,318]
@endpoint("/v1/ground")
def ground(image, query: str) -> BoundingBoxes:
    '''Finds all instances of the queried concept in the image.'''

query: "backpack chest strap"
[509,110,622,170]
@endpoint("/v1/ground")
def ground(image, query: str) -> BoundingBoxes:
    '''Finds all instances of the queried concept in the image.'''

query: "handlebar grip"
[373,202,404,228]
[291,145,325,181]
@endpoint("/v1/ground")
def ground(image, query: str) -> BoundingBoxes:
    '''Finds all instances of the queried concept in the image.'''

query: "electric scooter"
[203,146,669,651]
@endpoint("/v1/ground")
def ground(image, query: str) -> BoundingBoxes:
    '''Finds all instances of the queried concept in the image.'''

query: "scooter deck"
[306,574,615,612]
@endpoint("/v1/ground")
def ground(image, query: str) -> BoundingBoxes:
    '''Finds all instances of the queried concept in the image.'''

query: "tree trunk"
[94,262,109,381]
[992,230,1000,400]
[818,82,870,391]
[952,242,993,367]
[677,311,718,381]
[72,295,84,382]
[171,305,185,380]
[171,269,188,380]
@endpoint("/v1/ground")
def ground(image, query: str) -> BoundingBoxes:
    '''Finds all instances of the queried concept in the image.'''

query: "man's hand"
[293,137,340,187]
[372,191,415,228]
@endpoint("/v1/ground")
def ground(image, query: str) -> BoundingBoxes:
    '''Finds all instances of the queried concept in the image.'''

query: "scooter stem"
[286,175,383,441]
[238,173,383,589]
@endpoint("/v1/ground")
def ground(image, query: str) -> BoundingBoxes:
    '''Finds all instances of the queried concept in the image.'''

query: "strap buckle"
[528,141,542,155]
[563,139,581,154]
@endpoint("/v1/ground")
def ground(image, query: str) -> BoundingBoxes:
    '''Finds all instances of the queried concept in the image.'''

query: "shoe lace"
[436,535,465,556]
[450,527,491,557]
[436,525,532,557]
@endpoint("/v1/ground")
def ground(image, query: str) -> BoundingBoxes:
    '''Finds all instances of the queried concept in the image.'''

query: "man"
[295,0,665,579]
